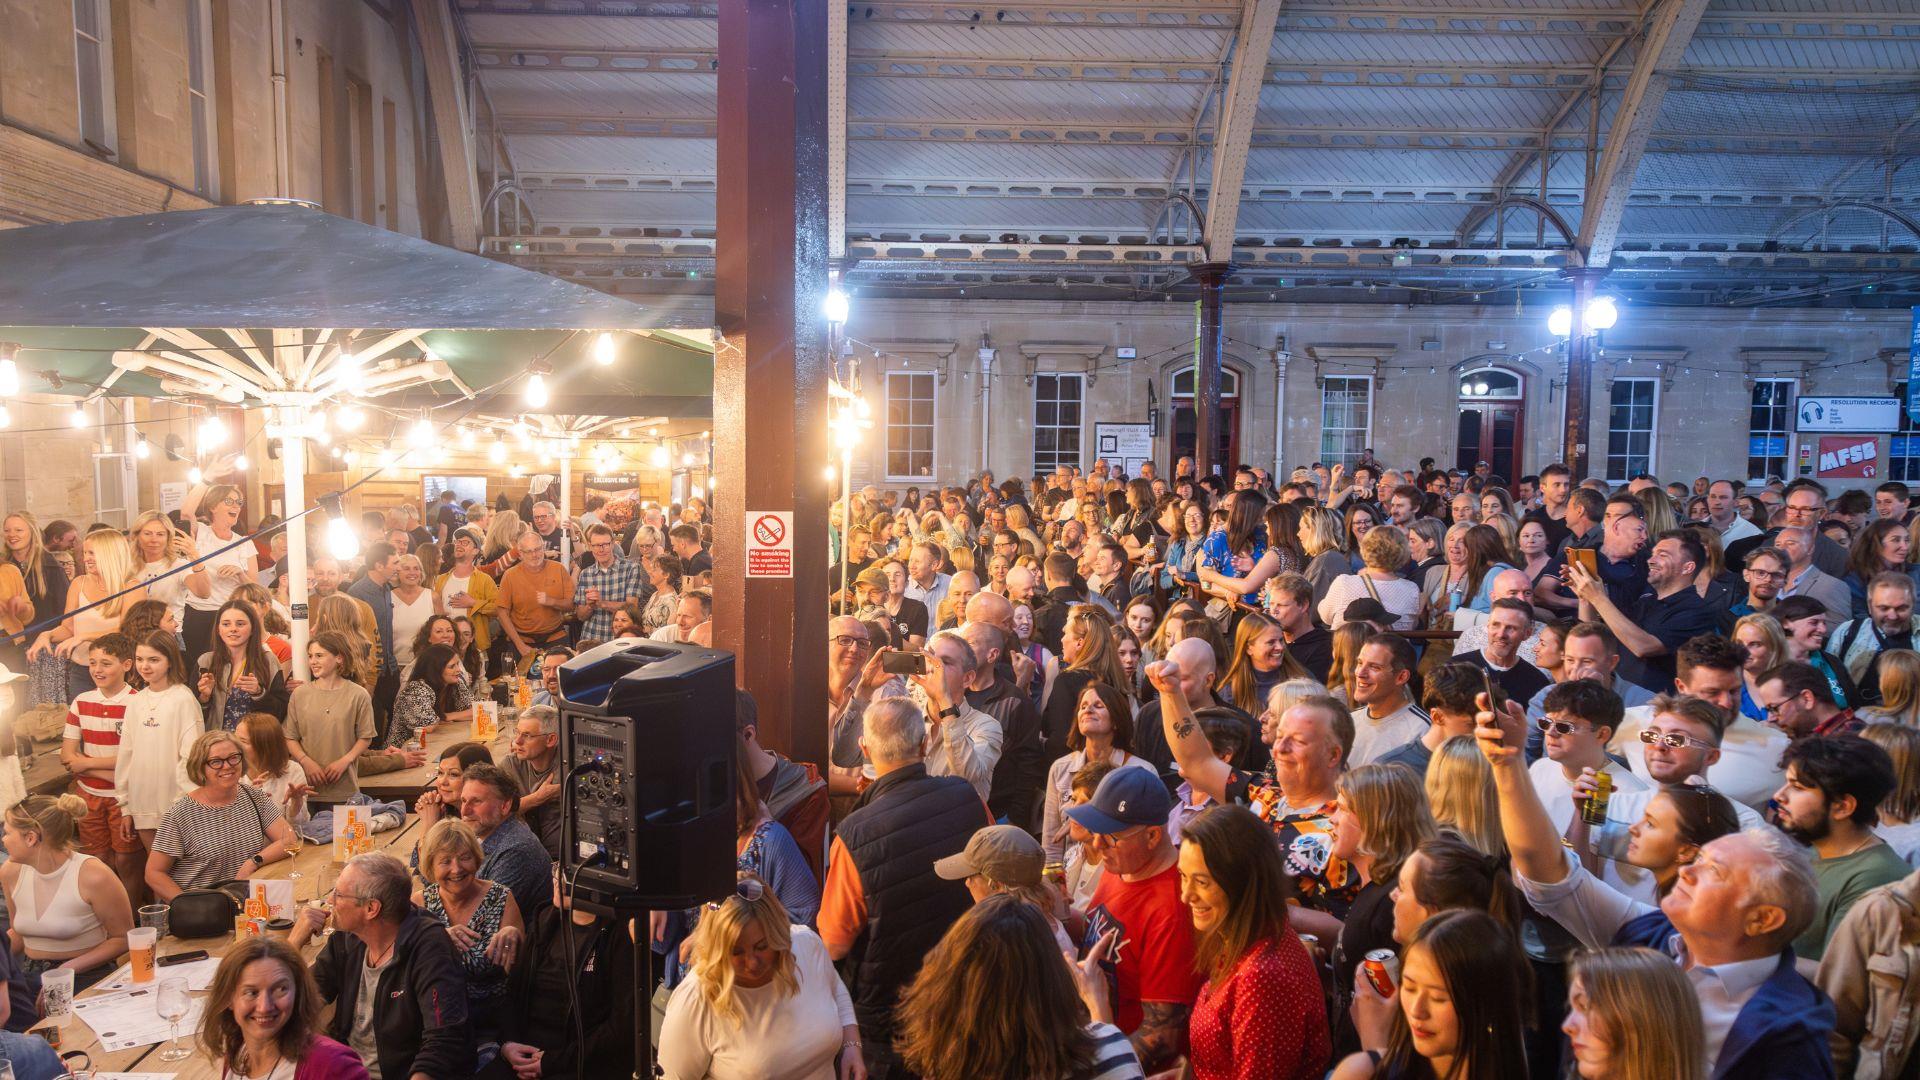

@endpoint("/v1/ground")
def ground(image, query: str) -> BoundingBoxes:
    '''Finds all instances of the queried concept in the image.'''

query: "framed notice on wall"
[1094,422,1154,476]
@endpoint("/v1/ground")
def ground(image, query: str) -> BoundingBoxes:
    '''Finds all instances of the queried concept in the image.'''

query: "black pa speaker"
[556,639,737,910]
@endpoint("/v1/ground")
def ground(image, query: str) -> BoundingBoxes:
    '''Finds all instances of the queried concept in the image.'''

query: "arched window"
[1171,367,1240,398]
[1457,368,1522,399]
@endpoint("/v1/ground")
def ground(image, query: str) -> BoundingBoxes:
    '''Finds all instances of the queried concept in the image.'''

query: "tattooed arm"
[1130,1001,1191,1073]
[1147,661,1233,803]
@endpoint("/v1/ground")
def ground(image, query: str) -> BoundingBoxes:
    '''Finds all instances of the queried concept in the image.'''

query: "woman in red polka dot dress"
[1178,805,1331,1080]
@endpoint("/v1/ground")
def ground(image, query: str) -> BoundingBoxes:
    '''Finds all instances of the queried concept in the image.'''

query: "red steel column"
[1191,262,1233,479]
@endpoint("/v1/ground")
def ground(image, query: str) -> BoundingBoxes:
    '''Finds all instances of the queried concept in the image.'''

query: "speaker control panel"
[565,715,637,884]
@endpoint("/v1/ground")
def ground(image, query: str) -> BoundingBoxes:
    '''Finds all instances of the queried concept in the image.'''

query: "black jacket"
[312,906,475,1080]
[508,906,637,1079]
[971,673,1045,831]
[1033,585,1083,656]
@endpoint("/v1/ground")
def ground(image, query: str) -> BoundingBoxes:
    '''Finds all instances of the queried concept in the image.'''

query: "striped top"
[1076,1023,1145,1080]
[65,685,136,796]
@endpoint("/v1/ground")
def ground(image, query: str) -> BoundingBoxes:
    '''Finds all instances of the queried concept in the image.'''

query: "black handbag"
[168,879,247,938]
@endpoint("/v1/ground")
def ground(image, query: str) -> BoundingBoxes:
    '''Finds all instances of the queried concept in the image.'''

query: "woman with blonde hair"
[894,893,1135,1080]
[1562,946,1706,1080]
[1299,504,1349,605]
[129,509,210,645]
[1482,511,1520,569]
[29,527,146,698]
[0,792,133,992]
[1041,604,1129,724]
[1328,764,1436,1057]
[480,509,524,575]
[179,483,259,660]
[1423,736,1505,858]
[1861,722,1920,865]
[410,818,524,1041]
[1319,525,1420,631]
[1217,612,1310,713]
[1861,649,1920,727]
[1004,503,1046,558]
[1636,485,1679,537]
[658,874,862,1080]
[1732,612,1789,723]
[387,554,436,671]
[310,593,377,692]
[3,511,69,691]
[1326,622,1371,707]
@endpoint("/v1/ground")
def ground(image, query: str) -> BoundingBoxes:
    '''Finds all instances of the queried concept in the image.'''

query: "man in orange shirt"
[496,530,575,667]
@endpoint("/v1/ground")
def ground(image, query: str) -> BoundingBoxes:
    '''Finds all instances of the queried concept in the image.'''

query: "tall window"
[1605,378,1658,482]
[185,0,217,197]
[1747,378,1795,483]
[1033,373,1084,474]
[884,371,935,480]
[1319,376,1372,469]
[72,0,114,152]
[1893,383,1920,483]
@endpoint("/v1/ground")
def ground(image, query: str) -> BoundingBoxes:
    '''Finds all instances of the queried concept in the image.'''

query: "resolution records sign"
[1815,436,1880,479]
[746,510,794,578]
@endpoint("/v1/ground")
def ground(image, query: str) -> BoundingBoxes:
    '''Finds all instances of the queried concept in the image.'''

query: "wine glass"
[284,825,305,906]
[155,977,191,1061]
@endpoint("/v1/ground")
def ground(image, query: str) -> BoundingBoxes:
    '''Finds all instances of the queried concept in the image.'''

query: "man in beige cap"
[933,824,1046,901]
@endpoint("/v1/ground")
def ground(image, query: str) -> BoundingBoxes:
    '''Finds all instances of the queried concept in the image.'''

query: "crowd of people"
[1,451,1919,1078]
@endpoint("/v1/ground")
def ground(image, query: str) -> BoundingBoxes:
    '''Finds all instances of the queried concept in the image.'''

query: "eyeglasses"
[205,752,244,771]
[1537,718,1592,736]
[1639,729,1717,751]
[327,887,372,906]
[1759,698,1794,716]
[1746,569,1787,581]
[830,635,870,649]
[707,877,766,910]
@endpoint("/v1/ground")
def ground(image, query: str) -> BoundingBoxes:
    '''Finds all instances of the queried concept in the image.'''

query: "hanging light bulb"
[334,406,364,432]
[69,403,88,429]
[0,405,10,429]
[509,465,525,479]
[1547,305,1573,338]
[489,438,507,464]
[651,445,669,468]
[326,515,360,560]
[310,428,331,447]
[1585,295,1619,331]
[593,332,616,366]
[134,433,150,459]
[233,453,250,472]
[187,466,204,484]
[681,452,696,467]
[407,416,433,449]
[459,426,476,450]
[331,446,345,460]
[337,351,365,396]
[524,372,550,408]
[822,287,850,324]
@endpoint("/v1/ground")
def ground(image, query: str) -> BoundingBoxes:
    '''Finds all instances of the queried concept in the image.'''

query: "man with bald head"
[1132,637,1261,779]
[959,620,1044,829]
[937,571,980,633]
[1004,565,1039,609]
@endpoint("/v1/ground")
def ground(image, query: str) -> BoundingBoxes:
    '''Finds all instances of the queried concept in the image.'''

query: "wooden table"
[358,719,513,803]
[36,815,422,1077]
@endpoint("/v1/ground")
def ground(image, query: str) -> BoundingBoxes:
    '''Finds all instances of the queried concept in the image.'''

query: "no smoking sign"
[746,510,794,578]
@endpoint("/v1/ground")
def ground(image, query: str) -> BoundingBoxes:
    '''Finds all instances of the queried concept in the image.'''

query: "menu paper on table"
[333,804,373,863]
[72,986,208,1052]
[94,955,221,994]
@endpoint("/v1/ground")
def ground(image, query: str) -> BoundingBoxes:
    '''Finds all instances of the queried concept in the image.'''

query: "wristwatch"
[937,705,960,720]
[247,854,266,870]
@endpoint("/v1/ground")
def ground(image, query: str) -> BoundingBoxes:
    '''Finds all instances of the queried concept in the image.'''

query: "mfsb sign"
[1816,436,1879,479]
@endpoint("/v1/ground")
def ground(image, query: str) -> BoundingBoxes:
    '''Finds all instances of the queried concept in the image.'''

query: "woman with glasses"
[145,730,295,901]
[179,483,260,661]
[659,873,864,1080]
[410,819,524,1044]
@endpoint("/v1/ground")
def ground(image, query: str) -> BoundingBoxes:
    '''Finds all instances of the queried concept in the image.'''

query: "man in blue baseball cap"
[1065,767,1201,1073]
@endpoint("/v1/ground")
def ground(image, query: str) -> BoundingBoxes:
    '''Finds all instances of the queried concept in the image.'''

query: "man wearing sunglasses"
[1529,679,1649,835]
[1609,634,1789,814]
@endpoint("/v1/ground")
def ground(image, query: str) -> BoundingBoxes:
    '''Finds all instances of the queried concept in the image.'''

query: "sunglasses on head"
[707,877,765,910]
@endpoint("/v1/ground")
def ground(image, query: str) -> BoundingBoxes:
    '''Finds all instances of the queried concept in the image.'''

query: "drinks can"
[1582,769,1613,826]
[1362,949,1400,998]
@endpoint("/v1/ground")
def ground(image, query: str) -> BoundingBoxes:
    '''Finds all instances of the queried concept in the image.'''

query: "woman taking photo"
[146,730,295,901]
[0,793,133,993]
[1732,613,1788,723]
[894,893,1136,1080]
[388,554,436,673]
[197,936,370,1080]
[411,819,524,1042]
[1217,612,1310,713]
[235,712,309,827]
[1041,681,1154,861]
[1562,947,1705,1080]
[29,528,145,699]
[113,631,202,854]
[197,599,289,728]
[1320,526,1421,631]
[1180,806,1332,1080]
[285,632,377,813]
[130,510,210,647]
[433,527,498,660]
[389,642,473,749]
[1332,909,1531,1080]
[658,874,865,1080]
[1329,765,1437,1056]
[180,484,259,661]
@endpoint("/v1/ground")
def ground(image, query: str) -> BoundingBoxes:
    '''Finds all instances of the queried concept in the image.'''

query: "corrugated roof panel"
[847,193,1173,232]
[853,138,1190,186]
[850,75,1212,126]
[1245,146,1510,189]
[1269,27,1609,66]
[523,188,717,226]
[1258,83,1568,132]
[506,134,716,176]
[850,19,1229,63]
[464,12,716,50]
[477,70,715,116]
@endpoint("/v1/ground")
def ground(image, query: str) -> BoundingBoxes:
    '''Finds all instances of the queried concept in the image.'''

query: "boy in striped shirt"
[61,631,142,897]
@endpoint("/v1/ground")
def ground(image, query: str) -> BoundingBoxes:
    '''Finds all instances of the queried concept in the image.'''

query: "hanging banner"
[1796,396,1901,433]
[1816,436,1879,479]
[1907,306,1920,423]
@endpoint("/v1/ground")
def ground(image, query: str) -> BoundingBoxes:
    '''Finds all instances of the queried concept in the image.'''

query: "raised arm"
[1149,661,1233,802]
[1473,692,1571,886]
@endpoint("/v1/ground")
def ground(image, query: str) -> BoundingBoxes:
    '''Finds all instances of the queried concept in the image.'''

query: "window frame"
[1892,383,1920,484]
[1603,377,1660,483]
[1318,374,1374,471]
[1746,377,1797,486]
[1032,371,1087,476]
[184,0,218,197]
[883,369,937,482]
[72,0,117,153]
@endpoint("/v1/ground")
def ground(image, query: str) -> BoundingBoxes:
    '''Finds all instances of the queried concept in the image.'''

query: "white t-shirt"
[1349,698,1431,766]
[137,558,190,633]
[188,522,254,612]
[390,589,436,667]
[438,573,472,615]
[1611,706,1789,813]
[1528,755,1650,836]
[658,926,855,1080]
